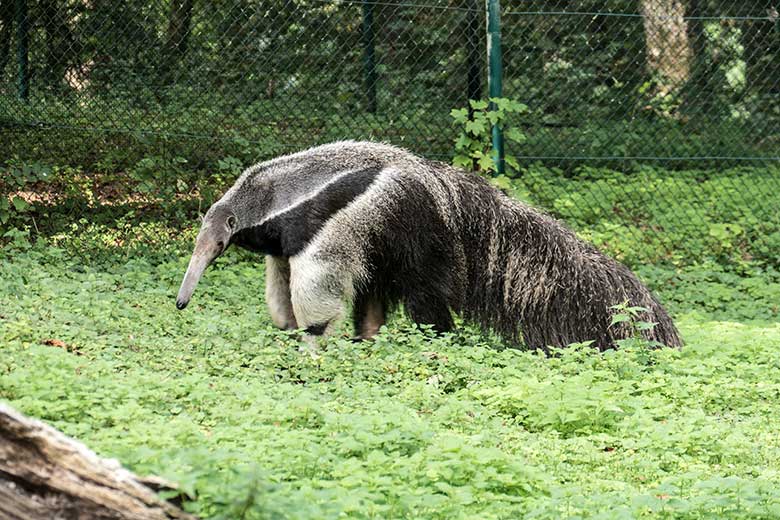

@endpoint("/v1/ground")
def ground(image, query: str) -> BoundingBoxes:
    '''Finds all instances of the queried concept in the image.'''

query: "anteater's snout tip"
[176,299,188,310]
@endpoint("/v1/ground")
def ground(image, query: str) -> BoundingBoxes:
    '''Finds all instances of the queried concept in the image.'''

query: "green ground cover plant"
[1,221,779,518]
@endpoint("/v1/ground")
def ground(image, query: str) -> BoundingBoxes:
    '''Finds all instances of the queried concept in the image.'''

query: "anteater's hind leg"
[265,256,298,330]
[352,290,386,340]
[404,291,454,335]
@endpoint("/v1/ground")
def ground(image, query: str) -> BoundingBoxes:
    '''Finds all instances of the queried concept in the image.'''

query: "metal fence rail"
[1,0,779,266]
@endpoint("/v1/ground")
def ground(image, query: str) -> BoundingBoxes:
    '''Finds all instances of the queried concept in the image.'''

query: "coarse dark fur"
[177,141,682,351]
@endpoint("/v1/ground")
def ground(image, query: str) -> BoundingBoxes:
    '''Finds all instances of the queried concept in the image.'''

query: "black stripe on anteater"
[231,167,381,257]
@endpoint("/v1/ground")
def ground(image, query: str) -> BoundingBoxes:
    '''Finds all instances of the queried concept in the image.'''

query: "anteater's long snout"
[176,240,221,310]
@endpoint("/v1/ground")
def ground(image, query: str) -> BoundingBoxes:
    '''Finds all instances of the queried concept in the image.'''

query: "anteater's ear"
[226,214,238,231]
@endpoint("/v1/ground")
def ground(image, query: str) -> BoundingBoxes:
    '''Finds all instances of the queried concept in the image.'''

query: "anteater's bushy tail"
[452,174,682,351]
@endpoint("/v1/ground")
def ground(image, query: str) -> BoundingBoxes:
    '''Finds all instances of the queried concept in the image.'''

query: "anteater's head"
[176,204,238,310]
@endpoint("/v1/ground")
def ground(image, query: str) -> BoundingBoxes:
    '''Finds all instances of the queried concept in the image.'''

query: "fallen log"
[0,403,195,520]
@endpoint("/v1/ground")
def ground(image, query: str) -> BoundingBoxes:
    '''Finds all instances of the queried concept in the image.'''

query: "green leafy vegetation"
[1,219,779,518]
[451,98,527,174]
[0,159,53,224]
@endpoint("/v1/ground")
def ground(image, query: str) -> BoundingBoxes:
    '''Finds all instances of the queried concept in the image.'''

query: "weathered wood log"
[0,403,196,520]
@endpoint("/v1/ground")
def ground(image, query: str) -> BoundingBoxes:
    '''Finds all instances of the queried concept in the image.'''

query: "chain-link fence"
[1,0,779,266]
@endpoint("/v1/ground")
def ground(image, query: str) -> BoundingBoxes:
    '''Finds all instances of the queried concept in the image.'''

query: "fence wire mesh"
[0,0,778,267]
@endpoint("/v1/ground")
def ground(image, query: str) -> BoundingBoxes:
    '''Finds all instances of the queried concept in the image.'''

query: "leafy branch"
[451,98,528,176]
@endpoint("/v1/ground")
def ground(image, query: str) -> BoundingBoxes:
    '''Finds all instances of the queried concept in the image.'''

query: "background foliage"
[1,0,779,262]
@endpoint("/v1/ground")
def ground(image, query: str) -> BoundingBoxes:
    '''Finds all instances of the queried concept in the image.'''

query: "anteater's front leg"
[265,256,298,330]
[289,253,354,344]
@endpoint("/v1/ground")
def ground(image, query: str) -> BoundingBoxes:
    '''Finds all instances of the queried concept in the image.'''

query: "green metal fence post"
[362,0,377,113]
[486,0,503,174]
[15,0,29,101]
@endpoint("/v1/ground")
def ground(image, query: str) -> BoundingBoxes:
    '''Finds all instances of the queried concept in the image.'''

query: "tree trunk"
[0,0,13,76]
[640,0,693,94]
[679,0,713,115]
[0,403,196,520]
[743,7,779,96]
[40,0,76,91]
[160,0,195,86]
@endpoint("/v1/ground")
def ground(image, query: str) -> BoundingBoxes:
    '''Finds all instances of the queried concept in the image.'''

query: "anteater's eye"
[216,241,225,250]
